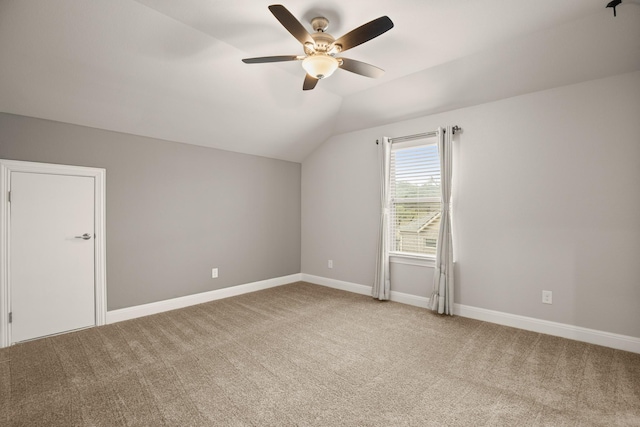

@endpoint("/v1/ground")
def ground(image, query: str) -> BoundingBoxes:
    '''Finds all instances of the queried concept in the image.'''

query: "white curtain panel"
[373,137,391,300]
[430,127,454,315]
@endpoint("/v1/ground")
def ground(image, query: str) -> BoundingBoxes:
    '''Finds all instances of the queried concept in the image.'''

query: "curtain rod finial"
[452,126,462,135]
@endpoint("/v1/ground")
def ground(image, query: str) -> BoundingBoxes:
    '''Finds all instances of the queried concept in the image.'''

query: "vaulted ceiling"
[1,0,639,162]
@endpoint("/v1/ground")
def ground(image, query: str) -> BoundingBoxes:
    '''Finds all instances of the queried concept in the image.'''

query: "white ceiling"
[1,0,639,162]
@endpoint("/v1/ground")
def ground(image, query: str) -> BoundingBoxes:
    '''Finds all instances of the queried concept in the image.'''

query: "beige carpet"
[1,282,639,426]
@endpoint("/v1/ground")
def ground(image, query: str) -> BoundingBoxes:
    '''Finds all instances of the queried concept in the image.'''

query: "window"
[389,139,441,257]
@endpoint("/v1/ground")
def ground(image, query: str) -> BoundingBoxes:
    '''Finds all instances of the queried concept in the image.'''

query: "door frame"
[0,159,107,348]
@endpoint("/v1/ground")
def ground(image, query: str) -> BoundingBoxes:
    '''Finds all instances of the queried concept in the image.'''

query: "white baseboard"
[300,274,371,296]
[390,291,431,308]
[301,274,640,354]
[106,273,302,324]
[300,273,431,308]
[454,304,640,354]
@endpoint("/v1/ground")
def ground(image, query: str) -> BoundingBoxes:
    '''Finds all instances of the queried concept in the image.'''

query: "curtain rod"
[376,126,461,144]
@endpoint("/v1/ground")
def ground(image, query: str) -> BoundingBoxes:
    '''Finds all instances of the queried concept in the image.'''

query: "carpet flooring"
[1,282,639,426]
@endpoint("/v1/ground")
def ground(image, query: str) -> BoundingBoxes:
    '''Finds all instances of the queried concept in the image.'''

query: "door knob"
[75,233,92,240]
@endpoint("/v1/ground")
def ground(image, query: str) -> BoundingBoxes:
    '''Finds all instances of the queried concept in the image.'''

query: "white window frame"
[388,137,440,268]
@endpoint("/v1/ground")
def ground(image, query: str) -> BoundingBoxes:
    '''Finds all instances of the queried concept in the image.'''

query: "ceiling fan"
[242,4,394,91]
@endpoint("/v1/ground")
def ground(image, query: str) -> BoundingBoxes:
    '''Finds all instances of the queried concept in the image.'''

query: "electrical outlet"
[328,260,333,269]
[212,268,218,279]
[542,290,552,304]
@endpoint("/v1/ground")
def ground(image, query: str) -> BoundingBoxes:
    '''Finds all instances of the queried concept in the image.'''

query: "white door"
[10,172,96,343]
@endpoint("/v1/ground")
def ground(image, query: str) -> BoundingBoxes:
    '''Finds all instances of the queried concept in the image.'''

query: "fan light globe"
[302,55,339,79]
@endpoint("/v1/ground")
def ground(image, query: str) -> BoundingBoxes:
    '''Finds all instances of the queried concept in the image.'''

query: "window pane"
[392,201,441,255]
[390,143,441,256]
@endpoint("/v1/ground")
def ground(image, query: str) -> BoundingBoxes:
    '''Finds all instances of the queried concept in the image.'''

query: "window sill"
[389,253,436,268]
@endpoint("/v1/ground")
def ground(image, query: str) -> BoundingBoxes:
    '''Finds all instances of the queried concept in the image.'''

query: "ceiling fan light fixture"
[302,54,339,79]
[242,5,394,90]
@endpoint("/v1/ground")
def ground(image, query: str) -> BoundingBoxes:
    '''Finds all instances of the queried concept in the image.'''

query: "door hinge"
[8,312,12,323]
[7,191,10,203]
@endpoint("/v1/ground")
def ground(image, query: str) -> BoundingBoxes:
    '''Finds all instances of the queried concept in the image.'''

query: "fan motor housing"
[311,32,335,50]
[307,17,337,53]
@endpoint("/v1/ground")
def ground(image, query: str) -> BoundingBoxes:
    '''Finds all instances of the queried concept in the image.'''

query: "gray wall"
[0,113,301,310]
[302,71,640,338]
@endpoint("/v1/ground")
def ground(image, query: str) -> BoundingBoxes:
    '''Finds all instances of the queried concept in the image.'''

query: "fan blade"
[303,74,318,91]
[338,58,385,78]
[242,55,301,64]
[268,4,314,46]
[333,16,394,52]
